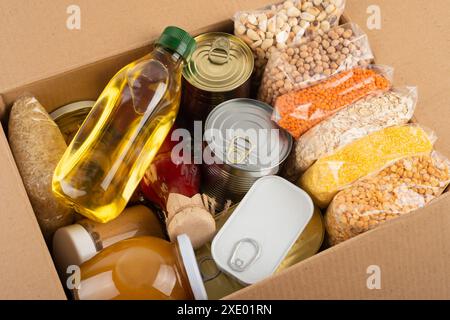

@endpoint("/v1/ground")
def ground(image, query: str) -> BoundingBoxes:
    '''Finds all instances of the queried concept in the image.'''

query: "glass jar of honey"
[53,205,166,276]
[74,235,207,300]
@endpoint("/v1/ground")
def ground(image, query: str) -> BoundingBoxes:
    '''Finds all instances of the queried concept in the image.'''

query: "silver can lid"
[204,98,292,172]
[211,176,314,285]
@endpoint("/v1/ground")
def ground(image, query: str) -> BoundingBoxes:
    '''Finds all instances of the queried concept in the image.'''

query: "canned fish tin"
[50,101,95,144]
[195,200,323,299]
[211,176,314,285]
[181,32,254,126]
[202,98,292,211]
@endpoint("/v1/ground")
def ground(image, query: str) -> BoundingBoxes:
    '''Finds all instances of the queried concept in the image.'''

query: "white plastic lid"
[177,234,208,300]
[211,176,314,285]
[52,224,98,276]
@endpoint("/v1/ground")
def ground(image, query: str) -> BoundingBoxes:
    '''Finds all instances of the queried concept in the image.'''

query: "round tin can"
[181,32,254,128]
[202,98,292,212]
[50,101,95,144]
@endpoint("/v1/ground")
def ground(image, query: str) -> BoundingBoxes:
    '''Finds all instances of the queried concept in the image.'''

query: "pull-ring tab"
[208,37,231,65]
[226,135,254,164]
[198,256,222,283]
[228,238,261,272]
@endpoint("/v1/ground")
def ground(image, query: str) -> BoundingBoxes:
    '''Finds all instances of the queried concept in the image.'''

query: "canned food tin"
[195,200,324,299]
[202,98,292,211]
[50,101,95,144]
[181,32,254,127]
[211,176,314,285]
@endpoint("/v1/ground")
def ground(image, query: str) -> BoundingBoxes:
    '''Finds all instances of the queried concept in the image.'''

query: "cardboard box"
[0,0,449,299]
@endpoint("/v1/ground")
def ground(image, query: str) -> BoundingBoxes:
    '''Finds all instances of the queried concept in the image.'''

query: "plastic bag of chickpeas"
[234,0,347,85]
[325,151,450,246]
[258,22,373,105]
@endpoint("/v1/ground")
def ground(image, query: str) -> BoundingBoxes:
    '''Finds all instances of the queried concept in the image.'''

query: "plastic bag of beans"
[272,65,393,139]
[325,152,450,245]
[259,22,373,105]
[299,124,436,208]
[234,0,346,82]
[282,87,418,182]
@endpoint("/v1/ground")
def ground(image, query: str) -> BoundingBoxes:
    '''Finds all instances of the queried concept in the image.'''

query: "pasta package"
[282,87,417,182]
[8,95,74,243]
[325,152,450,245]
[273,66,392,139]
[299,125,435,208]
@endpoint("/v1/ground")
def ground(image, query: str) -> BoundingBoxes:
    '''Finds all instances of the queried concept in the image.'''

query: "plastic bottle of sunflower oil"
[52,27,196,223]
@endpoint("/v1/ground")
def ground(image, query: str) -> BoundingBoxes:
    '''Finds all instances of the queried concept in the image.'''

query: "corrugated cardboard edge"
[0,95,5,120]
[225,192,450,300]
[0,20,237,113]
[0,0,273,94]
[0,125,66,299]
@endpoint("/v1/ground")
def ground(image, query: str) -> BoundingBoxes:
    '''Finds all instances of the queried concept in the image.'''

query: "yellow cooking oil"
[52,27,196,223]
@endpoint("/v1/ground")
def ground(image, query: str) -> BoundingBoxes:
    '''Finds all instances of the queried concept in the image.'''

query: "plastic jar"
[74,235,207,300]
[53,205,165,274]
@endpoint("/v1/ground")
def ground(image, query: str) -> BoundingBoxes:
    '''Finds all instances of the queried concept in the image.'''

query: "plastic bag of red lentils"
[258,22,374,105]
[325,151,450,246]
[272,65,394,139]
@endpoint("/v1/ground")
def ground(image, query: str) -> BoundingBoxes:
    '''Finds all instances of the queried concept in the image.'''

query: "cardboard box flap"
[345,0,450,156]
[0,0,273,94]
[0,125,65,299]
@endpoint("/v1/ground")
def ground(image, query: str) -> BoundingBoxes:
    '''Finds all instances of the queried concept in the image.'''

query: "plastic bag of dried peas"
[325,151,450,246]
[299,124,436,208]
[272,65,393,139]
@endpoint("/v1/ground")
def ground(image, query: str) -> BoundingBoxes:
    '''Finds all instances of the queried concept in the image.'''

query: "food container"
[52,205,166,275]
[181,32,254,128]
[211,176,313,285]
[196,201,324,299]
[50,101,95,144]
[202,98,293,211]
[74,235,207,300]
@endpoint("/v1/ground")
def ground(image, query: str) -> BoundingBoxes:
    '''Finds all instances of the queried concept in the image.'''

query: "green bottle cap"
[156,26,197,62]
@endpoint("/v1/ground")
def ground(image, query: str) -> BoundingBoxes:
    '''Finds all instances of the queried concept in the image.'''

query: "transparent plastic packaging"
[259,23,373,105]
[8,95,74,243]
[282,87,418,182]
[273,65,393,139]
[233,0,346,82]
[325,152,450,245]
[299,124,436,208]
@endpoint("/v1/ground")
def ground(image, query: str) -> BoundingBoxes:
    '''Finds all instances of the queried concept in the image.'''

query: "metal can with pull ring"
[202,98,293,212]
[194,177,324,299]
[180,32,254,129]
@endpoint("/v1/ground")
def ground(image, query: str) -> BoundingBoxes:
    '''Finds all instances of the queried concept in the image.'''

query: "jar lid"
[183,33,254,92]
[204,98,293,173]
[177,234,208,300]
[211,176,314,285]
[53,224,98,275]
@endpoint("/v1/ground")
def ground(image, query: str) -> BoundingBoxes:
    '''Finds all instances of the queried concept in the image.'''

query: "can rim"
[204,98,293,173]
[50,101,95,121]
[182,32,254,93]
